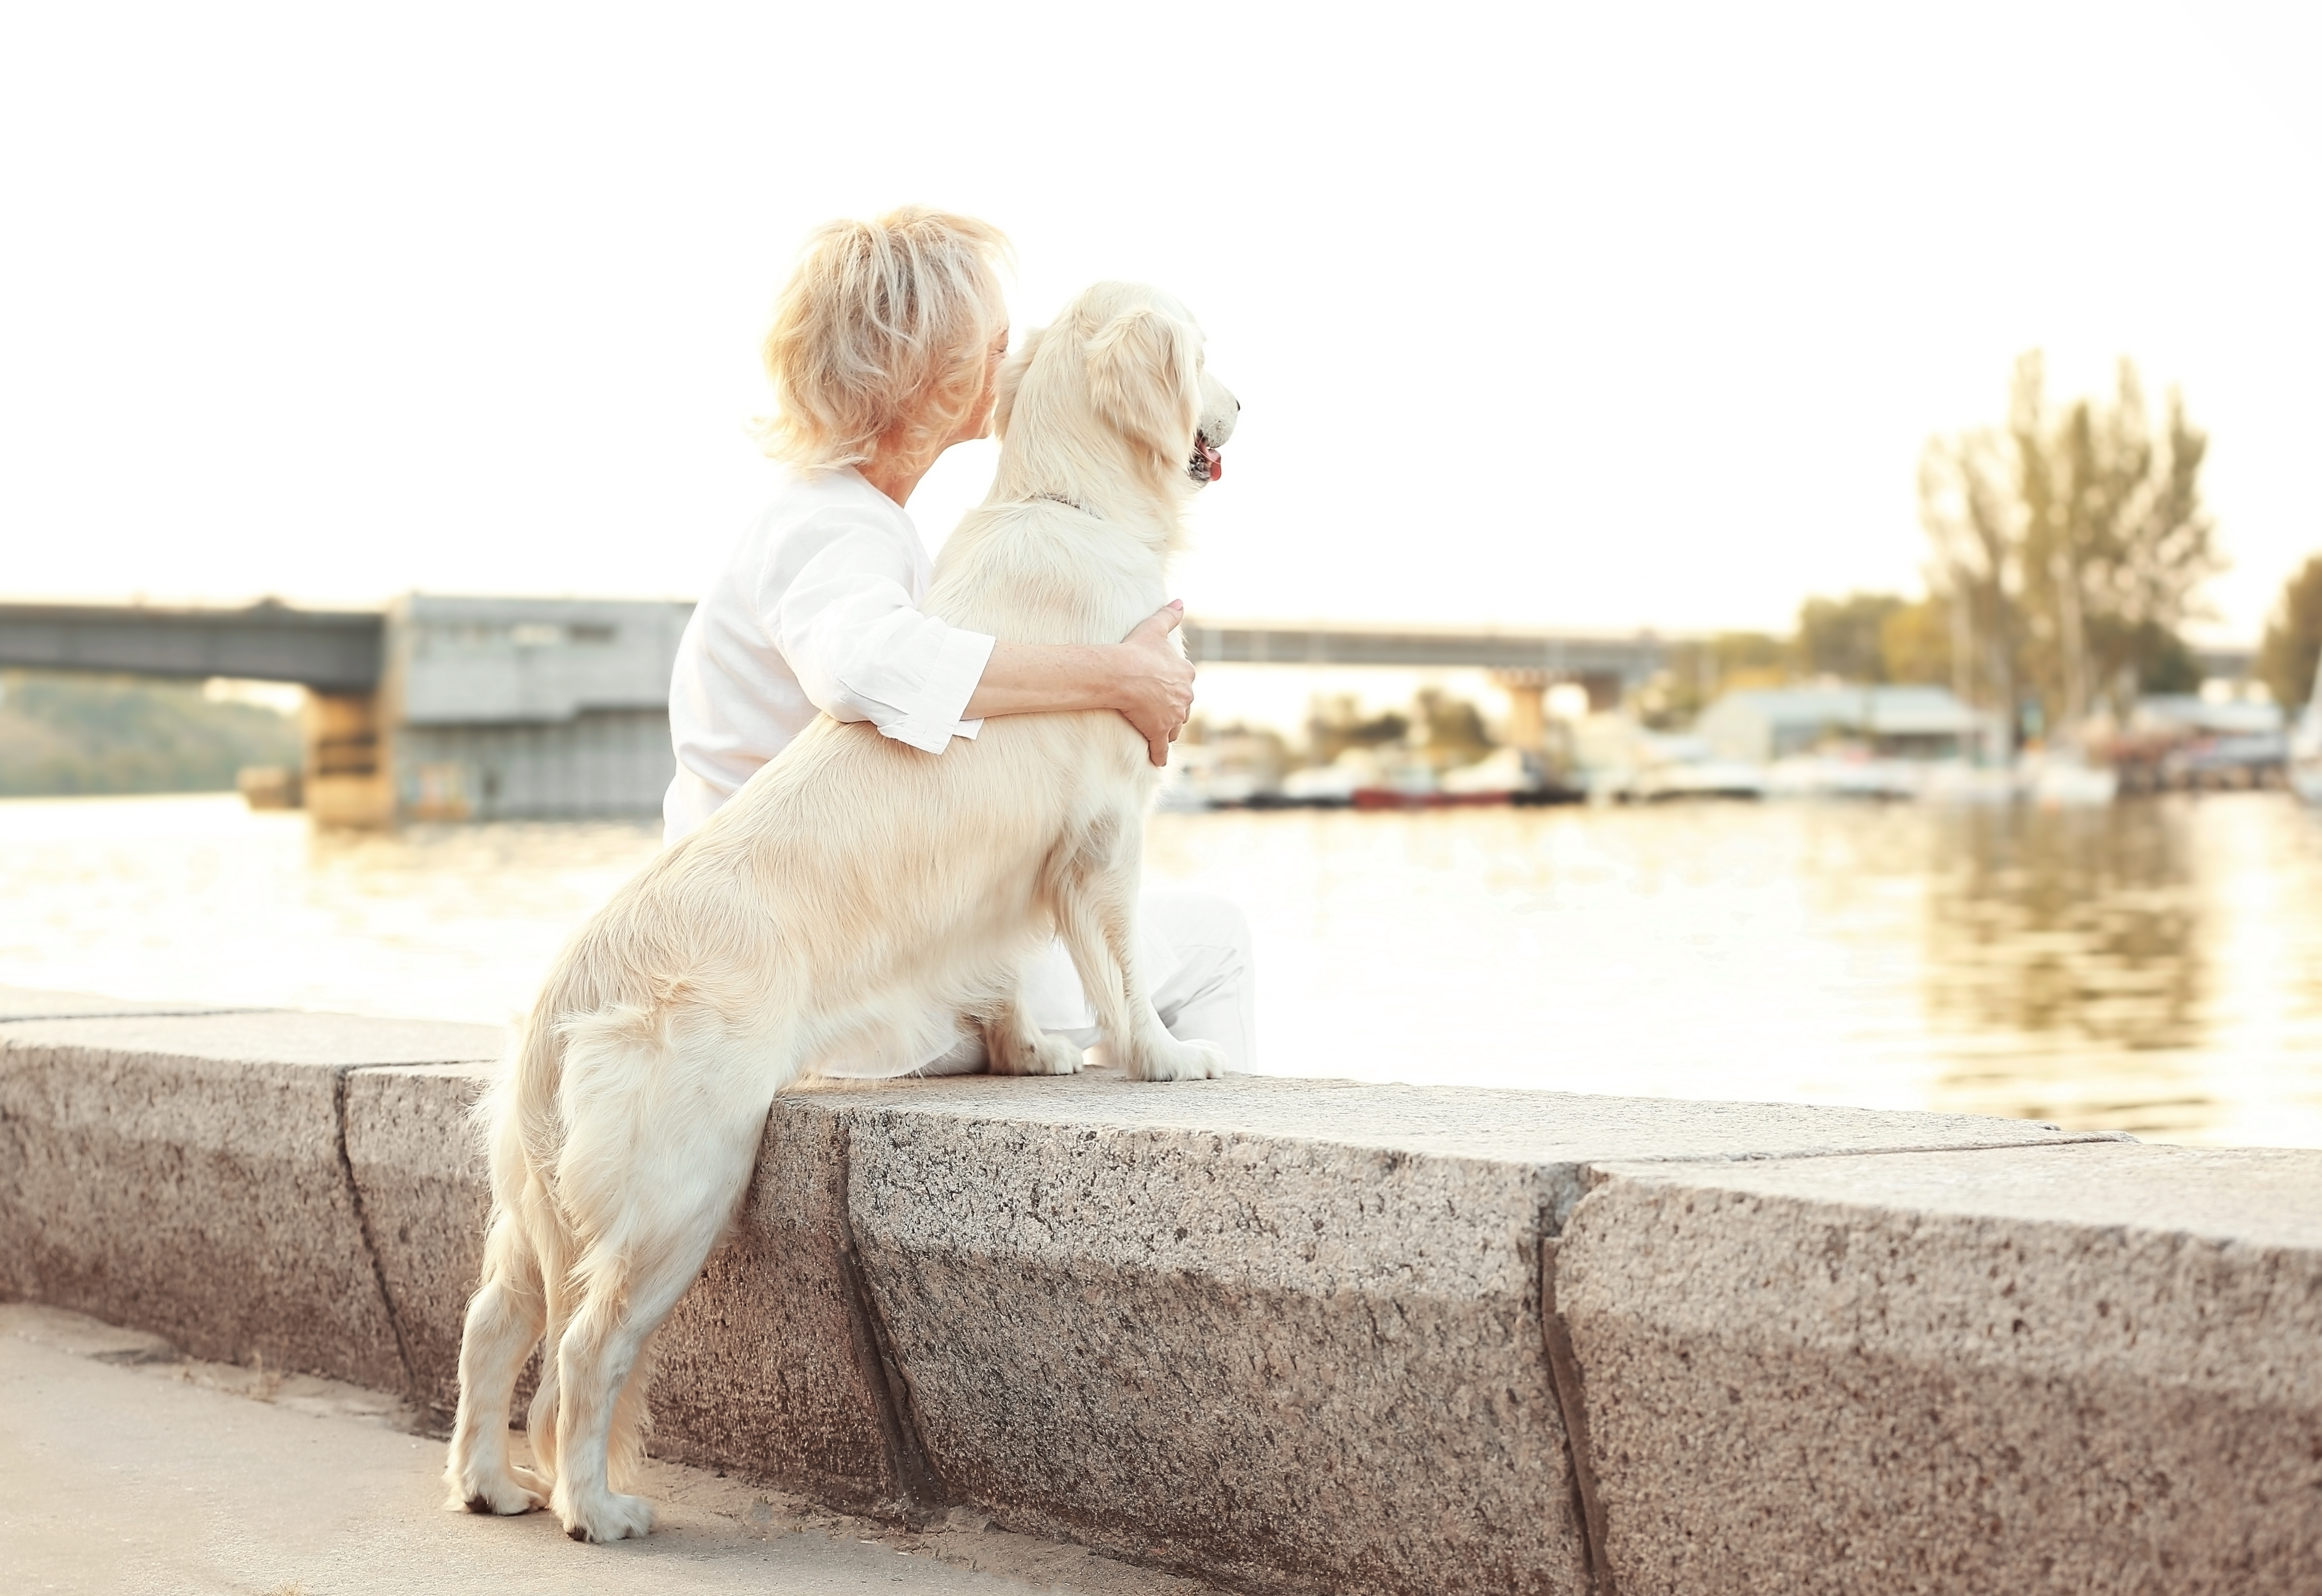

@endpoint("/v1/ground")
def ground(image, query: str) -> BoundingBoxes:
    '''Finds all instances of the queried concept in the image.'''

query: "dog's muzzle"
[1190,434,1223,484]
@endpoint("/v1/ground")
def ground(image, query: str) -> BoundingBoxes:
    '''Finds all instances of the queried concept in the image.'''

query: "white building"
[1694,684,1996,765]
[381,594,693,820]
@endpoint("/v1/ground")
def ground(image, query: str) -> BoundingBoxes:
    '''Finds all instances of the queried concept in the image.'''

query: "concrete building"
[1695,683,1996,765]
[380,594,693,822]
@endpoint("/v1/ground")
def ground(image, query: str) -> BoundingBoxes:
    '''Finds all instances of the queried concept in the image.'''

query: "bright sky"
[3,2,2316,640]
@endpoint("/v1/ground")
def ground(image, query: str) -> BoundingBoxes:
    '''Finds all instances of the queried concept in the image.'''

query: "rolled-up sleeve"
[770,521,996,754]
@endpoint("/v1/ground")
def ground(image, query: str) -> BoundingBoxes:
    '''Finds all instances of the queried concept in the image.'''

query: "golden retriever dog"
[443,281,1238,1543]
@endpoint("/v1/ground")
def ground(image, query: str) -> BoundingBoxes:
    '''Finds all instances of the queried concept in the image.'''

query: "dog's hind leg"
[549,1192,742,1542]
[1053,813,1227,1084]
[605,1329,662,1497]
[444,1208,549,1514]
[547,1021,776,1543]
[524,1212,573,1492]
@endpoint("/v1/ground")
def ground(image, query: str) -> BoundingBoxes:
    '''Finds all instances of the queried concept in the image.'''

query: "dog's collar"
[1029,490,1098,517]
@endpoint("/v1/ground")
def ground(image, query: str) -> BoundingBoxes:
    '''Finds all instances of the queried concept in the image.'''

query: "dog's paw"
[553,1484,656,1544]
[990,1028,1084,1076]
[448,1464,547,1516]
[1129,1037,1228,1082]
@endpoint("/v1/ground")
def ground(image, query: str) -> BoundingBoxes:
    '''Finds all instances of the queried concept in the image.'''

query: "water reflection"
[1163,796,2322,1147]
[1927,803,2204,1047]
[1918,803,2211,1136]
[3,792,2319,1147]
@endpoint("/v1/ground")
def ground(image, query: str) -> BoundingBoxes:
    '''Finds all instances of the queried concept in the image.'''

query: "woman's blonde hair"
[755,207,1013,475]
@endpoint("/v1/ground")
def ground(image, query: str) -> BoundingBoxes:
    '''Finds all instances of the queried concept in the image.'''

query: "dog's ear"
[1085,305,1197,464]
[992,325,1046,443]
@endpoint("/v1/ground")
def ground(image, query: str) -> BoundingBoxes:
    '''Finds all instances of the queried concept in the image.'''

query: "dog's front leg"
[981,989,1083,1075]
[1052,811,1226,1083]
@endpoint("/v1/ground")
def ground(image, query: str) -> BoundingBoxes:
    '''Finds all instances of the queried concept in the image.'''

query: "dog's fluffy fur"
[443,282,1237,1543]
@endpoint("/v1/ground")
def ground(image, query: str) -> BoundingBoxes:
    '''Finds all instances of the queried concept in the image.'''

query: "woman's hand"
[1111,601,1197,766]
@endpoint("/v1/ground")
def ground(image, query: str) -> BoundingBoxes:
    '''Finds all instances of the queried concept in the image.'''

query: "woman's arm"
[777,549,995,755]
[966,602,1196,766]
[773,522,1195,765]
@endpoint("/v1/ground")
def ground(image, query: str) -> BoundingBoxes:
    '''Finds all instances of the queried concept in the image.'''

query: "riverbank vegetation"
[0,672,301,797]
[2258,556,2322,715]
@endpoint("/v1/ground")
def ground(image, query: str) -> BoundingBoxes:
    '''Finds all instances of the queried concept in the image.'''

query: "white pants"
[823,889,1256,1079]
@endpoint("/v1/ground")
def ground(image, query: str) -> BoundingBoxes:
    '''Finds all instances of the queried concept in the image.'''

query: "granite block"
[0,1011,499,1390]
[339,1061,497,1426]
[1558,1141,2322,1596]
[649,1090,917,1512]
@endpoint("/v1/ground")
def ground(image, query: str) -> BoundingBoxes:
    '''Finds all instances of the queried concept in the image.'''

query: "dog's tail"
[476,982,567,1219]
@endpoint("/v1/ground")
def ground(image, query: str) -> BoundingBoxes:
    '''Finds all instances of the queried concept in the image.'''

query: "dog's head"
[996,282,1237,493]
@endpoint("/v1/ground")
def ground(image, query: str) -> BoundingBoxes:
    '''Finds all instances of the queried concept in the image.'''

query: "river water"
[5,791,2320,1148]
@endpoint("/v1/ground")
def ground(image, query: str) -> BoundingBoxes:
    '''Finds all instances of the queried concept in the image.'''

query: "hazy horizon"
[3,3,2317,641]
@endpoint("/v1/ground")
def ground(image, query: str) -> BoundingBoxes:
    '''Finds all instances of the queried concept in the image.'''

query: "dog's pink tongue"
[1202,443,1223,481]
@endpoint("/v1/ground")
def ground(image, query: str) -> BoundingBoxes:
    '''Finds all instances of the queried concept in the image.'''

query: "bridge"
[0,600,383,691]
[0,603,1672,688]
[1179,619,1666,678]
[1178,619,1670,748]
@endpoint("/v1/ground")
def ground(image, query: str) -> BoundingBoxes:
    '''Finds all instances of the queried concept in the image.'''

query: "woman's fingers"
[1122,696,1184,766]
[1115,600,1192,765]
[1126,599,1186,645]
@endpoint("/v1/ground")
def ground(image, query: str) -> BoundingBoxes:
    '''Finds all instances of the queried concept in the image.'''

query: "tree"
[1918,352,2220,742]
[1709,631,1792,686]
[1798,593,1904,682]
[2258,554,2322,711]
[1918,411,2025,748]
[2114,622,2200,698]
[1413,689,1494,768]
[1305,695,1410,766]
[1636,632,1792,727]
[2020,356,2219,720]
[1879,598,1952,685]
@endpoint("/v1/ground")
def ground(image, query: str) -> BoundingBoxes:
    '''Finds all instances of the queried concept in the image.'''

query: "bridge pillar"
[1492,670,1550,751]
[305,691,393,827]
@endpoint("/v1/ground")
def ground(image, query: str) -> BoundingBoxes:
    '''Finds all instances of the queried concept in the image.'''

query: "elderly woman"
[663,207,1255,1075]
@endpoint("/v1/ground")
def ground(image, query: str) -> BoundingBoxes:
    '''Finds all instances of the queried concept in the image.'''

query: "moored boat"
[2024,753,2120,808]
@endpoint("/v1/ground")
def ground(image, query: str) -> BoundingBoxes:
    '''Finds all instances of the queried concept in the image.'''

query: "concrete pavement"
[0,1304,1199,1596]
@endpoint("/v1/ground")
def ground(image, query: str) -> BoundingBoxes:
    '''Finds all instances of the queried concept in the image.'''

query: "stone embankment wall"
[3,984,2317,1595]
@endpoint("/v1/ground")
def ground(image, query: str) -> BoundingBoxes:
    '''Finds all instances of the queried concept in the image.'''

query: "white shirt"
[663,467,996,842]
